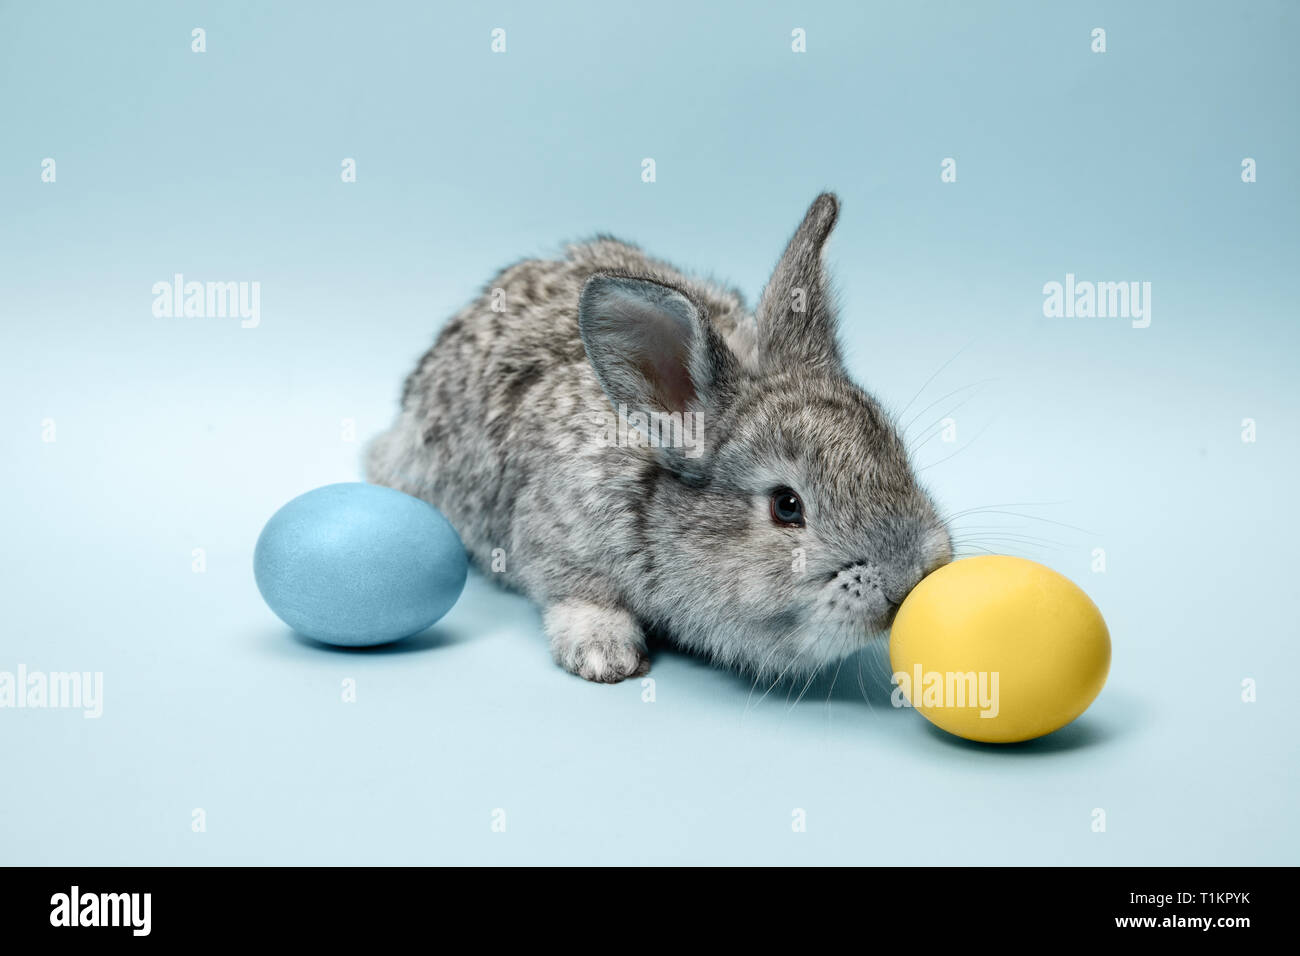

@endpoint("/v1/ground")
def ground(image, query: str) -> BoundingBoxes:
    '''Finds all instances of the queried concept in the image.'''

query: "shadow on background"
[283,625,464,655]
[921,715,1106,753]
[650,633,1139,755]
[916,688,1146,755]
[649,637,908,712]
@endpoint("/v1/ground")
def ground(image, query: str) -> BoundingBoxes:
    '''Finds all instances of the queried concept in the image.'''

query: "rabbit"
[367,193,953,683]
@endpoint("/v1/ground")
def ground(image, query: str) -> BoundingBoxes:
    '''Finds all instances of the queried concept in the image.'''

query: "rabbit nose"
[883,580,915,608]
[882,565,929,608]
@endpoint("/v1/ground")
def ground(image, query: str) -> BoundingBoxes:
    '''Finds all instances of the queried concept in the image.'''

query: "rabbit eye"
[770,487,805,527]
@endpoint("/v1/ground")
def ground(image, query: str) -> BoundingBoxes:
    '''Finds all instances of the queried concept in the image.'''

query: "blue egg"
[254,483,468,646]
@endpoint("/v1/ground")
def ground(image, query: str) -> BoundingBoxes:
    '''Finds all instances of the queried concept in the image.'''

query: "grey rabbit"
[367,193,953,683]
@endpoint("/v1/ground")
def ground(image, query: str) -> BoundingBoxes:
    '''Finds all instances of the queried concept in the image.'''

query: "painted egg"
[254,483,468,646]
[889,555,1110,743]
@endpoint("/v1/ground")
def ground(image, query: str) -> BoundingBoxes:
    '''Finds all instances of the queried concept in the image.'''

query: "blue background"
[2,0,1296,864]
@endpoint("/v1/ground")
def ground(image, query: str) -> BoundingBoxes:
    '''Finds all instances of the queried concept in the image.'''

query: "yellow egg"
[889,555,1110,743]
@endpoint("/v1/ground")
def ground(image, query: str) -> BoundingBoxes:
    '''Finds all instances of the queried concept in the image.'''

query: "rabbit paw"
[545,600,650,683]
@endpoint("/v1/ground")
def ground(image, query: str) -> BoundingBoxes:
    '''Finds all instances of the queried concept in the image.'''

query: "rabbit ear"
[579,274,735,421]
[756,192,842,372]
